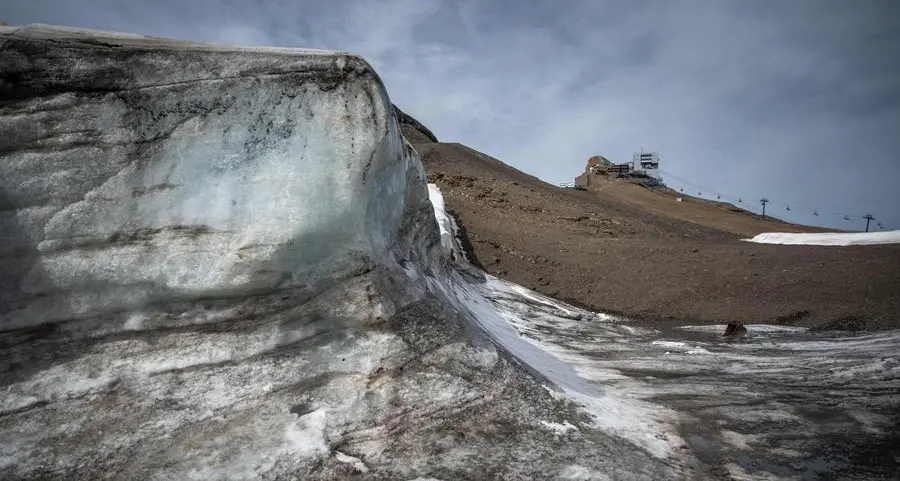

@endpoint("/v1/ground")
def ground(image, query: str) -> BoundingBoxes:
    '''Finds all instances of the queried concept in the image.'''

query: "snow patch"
[427,184,465,261]
[744,230,900,246]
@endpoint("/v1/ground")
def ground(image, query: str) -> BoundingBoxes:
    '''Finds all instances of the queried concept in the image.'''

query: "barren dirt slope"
[399,119,900,331]
[583,178,834,237]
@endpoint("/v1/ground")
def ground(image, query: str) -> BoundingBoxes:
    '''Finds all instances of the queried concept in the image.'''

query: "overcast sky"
[4,0,899,230]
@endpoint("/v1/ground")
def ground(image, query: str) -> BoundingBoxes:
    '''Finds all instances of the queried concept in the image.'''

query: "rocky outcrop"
[394,104,438,143]
[722,322,747,337]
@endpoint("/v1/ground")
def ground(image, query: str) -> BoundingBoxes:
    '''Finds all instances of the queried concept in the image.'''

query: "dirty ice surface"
[431,184,900,480]
[744,230,900,246]
[456,271,900,480]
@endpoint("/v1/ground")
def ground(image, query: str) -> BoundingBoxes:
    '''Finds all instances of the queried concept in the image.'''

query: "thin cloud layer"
[3,0,898,229]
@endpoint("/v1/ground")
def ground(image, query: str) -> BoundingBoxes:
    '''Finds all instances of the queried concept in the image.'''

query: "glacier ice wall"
[0,24,440,331]
[0,25,468,480]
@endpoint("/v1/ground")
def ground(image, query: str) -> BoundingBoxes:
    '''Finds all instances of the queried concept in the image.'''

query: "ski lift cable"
[657,169,876,222]
[660,170,785,208]
[659,168,877,220]
[659,170,732,200]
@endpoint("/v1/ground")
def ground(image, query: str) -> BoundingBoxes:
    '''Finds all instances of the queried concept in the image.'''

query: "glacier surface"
[1,25,898,480]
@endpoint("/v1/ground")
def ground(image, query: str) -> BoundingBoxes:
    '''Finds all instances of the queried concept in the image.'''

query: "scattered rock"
[393,104,438,143]
[723,322,747,337]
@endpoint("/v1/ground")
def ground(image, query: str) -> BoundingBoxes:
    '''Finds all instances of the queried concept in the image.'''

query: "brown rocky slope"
[396,109,900,331]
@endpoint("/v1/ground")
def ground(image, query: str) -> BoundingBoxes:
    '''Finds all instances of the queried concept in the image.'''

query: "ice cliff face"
[0,24,439,332]
[0,25,462,479]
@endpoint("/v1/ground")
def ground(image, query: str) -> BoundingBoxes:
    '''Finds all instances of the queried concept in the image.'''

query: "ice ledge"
[1,23,353,55]
[1,24,375,98]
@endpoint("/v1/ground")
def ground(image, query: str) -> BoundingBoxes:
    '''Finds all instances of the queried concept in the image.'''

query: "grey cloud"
[2,0,897,229]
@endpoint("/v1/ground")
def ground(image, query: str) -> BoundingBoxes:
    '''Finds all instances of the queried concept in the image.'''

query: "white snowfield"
[744,230,900,246]
[1,24,898,481]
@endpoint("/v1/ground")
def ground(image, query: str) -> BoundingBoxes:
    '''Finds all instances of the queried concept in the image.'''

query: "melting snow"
[428,184,461,260]
[744,230,900,246]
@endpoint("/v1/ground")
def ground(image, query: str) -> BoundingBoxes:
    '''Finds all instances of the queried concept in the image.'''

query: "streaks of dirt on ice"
[458,272,900,479]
